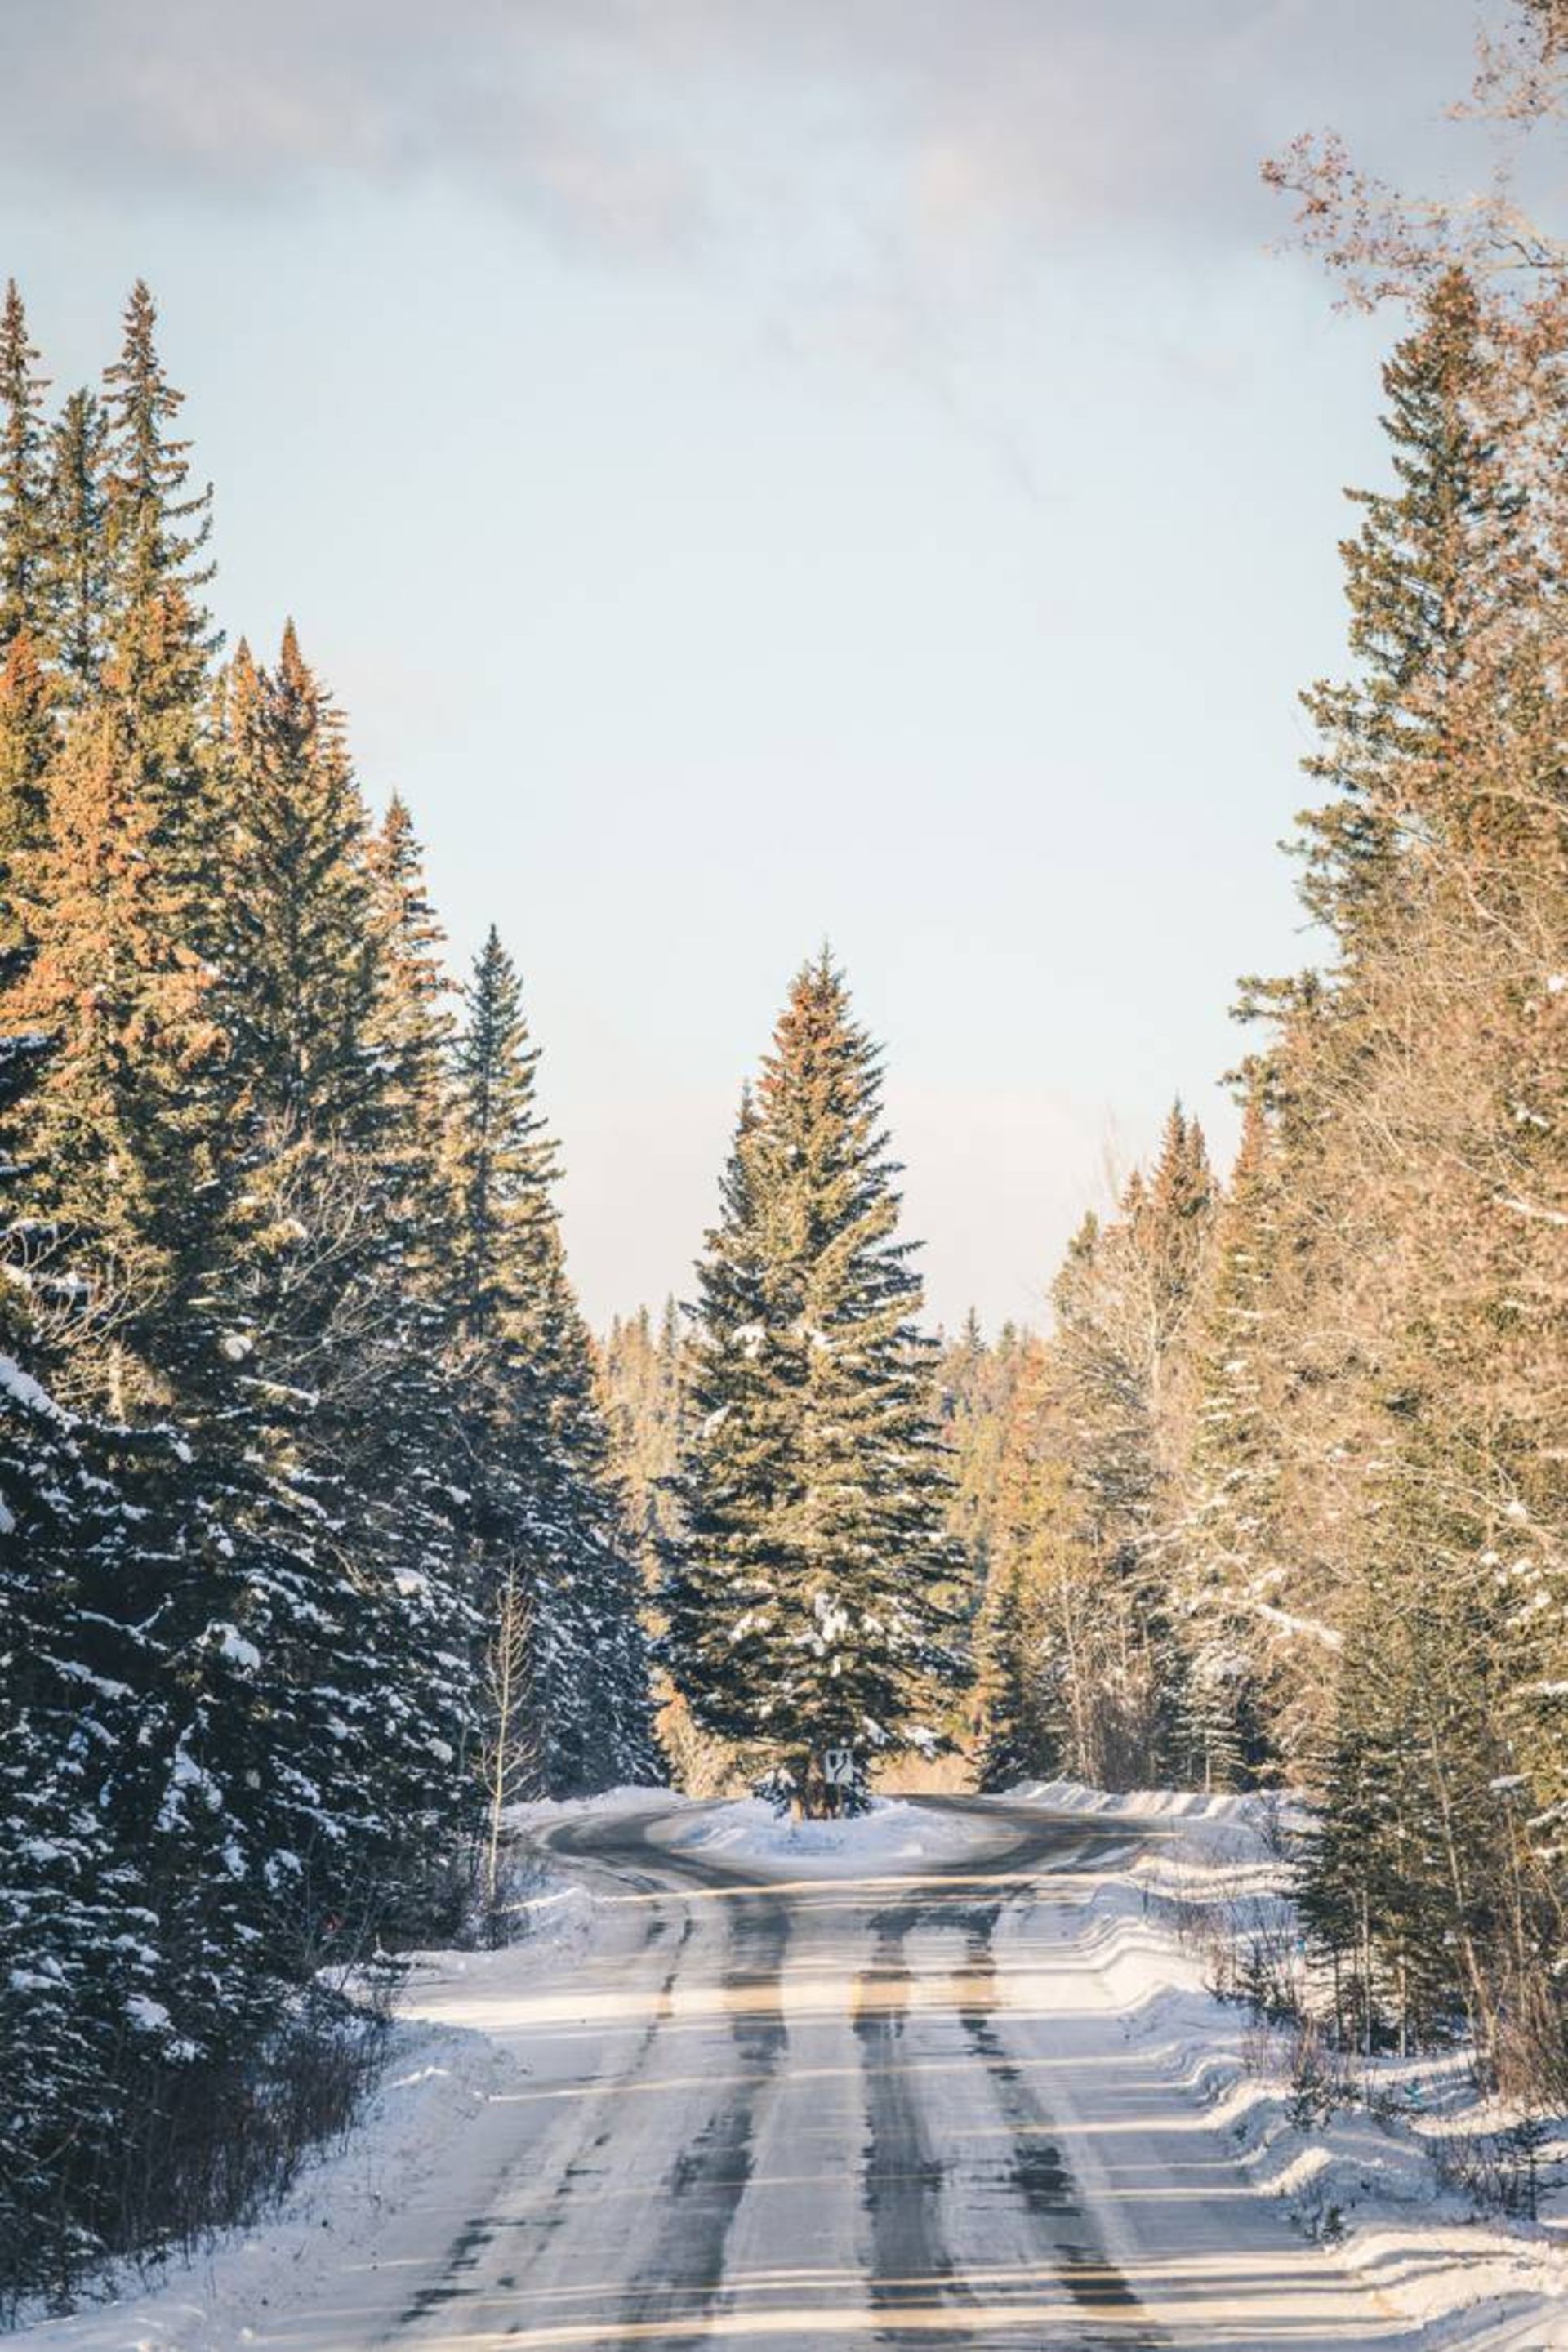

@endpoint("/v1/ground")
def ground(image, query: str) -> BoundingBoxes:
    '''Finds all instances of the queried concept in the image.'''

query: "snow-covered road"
[21,1793,1556,2351]
[253,1795,1440,2350]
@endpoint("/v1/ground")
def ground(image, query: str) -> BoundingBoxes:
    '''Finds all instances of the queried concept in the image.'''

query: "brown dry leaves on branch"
[1263,2,1568,310]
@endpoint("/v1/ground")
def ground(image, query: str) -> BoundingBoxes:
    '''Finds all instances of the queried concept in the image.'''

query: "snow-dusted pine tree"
[1173,1087,1281,1790]
[662,952,965,1811]
[0,279,52,652]
[0,965,176,2296]
[210,627,479,1939]
[451,926,659,1795]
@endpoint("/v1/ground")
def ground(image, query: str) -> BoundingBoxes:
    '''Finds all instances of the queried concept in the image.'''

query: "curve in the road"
[374,1797,1415,2351]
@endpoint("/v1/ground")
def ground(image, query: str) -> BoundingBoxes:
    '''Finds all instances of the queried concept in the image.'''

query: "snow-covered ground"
[991,1779,1568,2348]
[653,1789,990,1875]
[6,1784,1564,2350]
[2,2014,519,2351]
[1,1791,670,2352]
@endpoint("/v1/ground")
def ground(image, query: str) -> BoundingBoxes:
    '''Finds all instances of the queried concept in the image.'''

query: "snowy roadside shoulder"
[649,1793,994,1878]
[1,1809,641,2352]
[366,1788,692,2052]
[393,1785,680,1997]
[2,2016,515,2352]
[502,1782,679,1839]
[1001,1774,1286,1824]
[997,1778,1568,2350]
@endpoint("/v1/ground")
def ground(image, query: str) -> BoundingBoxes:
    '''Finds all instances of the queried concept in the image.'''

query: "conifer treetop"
[0,279,52,651]
[43,389,111,697]
[665,951,966,1801]
[103,278,217,637]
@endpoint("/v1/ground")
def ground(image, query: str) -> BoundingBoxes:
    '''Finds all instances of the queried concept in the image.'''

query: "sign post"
[822,1747,855,1817]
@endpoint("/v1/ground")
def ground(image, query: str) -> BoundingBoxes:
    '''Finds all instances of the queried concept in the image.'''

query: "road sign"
[822,1748,855,1787]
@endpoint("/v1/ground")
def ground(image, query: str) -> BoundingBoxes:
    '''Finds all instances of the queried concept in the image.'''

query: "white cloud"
[2,0,1484,264]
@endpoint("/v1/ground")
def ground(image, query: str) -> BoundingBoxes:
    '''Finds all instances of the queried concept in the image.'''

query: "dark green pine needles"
[662,952,966,1805]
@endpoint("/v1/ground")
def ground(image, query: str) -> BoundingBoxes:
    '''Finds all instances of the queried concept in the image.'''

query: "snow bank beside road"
[995,1777,1567,2350]
[3,2018,516,2352]
[506,1782,992,1882]
[503,1780,673,1835]
[1001,1772,1290,1829]
[653,1793,991,1876]
[3,1811,637,2352]
[1116,1977,1568,2349]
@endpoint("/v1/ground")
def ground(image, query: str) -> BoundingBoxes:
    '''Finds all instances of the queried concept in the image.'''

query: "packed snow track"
[237,1793,1467,2350]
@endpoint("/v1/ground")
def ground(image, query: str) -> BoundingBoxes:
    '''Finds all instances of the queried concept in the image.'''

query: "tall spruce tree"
[99,281,223,989]
[0,280,51,652]
[451,927,658,1795]
[44,389,112,702]
[1174,1089,1281,1790]
[219,627,376,1135]
[663,953,965,1810]
[1296,268,1521,951]
[103,280,214,644]
[210,627,480,1935]
[0,286,56,938]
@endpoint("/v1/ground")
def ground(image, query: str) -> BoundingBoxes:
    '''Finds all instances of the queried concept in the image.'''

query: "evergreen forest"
[0,283,657,2305]
[6,0,1568,2308]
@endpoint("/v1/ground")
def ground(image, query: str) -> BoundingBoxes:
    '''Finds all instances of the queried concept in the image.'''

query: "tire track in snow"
[853,1897,980,2345]
[605,1886,791,2348]
[390,1895,697,2333]
[956,1909,1164,2346]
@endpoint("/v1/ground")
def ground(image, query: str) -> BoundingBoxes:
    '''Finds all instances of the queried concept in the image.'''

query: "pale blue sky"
[1,2,1490,1330]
